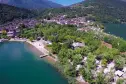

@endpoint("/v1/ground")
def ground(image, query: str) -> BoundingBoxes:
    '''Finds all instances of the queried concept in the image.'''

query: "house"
[45,41,52,45]
[72,42,85,48]
[76,64,82,71]
[115,70,124,77]
[0,30,2,34]
[7,31,14,37]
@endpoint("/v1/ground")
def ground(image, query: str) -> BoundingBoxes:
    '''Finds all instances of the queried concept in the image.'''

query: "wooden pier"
[40,54,48,58]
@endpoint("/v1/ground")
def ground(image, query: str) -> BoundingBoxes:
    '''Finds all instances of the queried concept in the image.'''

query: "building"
[7,31,14,37]
[0,30,2,34]
[72,42,85,48]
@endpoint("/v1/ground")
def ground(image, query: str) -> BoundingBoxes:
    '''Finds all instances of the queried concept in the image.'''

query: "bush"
[101,59,107,67]
[52,42,61,54]
[81,67,93,83]
[29,37,34,41]
[86,53,96,69]
[116,79,124,84]
[115,56,125,70]
[96,73,107,84]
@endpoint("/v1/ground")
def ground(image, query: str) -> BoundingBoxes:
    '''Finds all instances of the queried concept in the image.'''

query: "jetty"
[40,54,48,58]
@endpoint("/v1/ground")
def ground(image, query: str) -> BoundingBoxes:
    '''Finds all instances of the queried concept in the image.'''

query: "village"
[0,15,103,42]
[44,15,103,32]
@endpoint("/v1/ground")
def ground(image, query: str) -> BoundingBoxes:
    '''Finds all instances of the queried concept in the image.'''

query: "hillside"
[41,0,126,23]
[0,3,35,24]
[0,0,62,9]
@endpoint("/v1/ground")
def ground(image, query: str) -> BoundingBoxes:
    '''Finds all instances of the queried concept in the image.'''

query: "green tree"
[29,37,34,41]
[52,42,61,54]
[81,67,93,83]
[101,59,107,67]
[64,64,76,77]
[115,55,125,69]
[86,53,96,69]
[116,79,124,84]
[96,73,107,84]
[81,46,90,56]
[58,49,68,64]
[72,54,83,65]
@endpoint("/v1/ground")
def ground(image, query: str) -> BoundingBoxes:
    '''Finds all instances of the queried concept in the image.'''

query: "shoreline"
[9,39,57,63]
[9,39,85,84]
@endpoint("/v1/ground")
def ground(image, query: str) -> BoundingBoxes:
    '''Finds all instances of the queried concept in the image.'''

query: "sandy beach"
[10,38,57,63]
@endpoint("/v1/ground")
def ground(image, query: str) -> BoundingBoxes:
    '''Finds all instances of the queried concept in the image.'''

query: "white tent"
[104,68,110,74]
[107,62,115,69]
[115,70,124,77]
[123,67,126,72]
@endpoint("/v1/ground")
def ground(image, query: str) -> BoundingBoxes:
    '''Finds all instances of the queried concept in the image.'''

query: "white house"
[7,31,14,37]
[72,42,85,48]
[115,70,124,77]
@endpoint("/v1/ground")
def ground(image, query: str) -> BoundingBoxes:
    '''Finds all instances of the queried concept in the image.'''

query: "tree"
[96,73,107,84]
[96,46,119,62]
[52,42,61,54]
[63,39,73,49]
[101,59,107,67]
[81,67,93,83]
[81,46,90,56]
[58,49,68,64]
[72,54,83,65]
[63,64,76,77]
[86,53,96,69]
[67,77,77,84]
[74,48,82,54]
[29,37,34,41]
[116,79,124,84]
[2,30,7,35]
[66,49,74,59]
[115,55,125,70]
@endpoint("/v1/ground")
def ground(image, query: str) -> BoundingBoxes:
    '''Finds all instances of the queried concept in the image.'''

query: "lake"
[104,23,126,40]
[0,42,68,84]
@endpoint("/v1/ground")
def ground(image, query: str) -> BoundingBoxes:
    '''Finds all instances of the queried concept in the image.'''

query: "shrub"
[115,56,125,70]
[101,59,107,67]
[116,79,124,84]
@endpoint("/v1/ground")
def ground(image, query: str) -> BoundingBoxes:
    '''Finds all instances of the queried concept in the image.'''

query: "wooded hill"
[0,3,36,24]
[0,0,62,9]
[41,0,126,23]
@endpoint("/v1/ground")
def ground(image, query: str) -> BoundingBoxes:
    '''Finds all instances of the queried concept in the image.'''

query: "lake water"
[0,42,68,84]
[104,23,126,40]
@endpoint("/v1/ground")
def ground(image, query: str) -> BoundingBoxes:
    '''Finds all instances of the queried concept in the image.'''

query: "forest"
[0,3,36,24]
[40,0,126,23]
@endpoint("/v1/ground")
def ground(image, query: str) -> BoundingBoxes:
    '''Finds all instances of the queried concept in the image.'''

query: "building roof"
[115,70,124,77]
[104,68,110,74]
[72,42,85,48]
[7,31,14,34]
[123,67,126,72]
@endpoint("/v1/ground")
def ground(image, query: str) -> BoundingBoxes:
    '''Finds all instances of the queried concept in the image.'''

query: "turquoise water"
[104,23,126,40]
[0,42,68,84]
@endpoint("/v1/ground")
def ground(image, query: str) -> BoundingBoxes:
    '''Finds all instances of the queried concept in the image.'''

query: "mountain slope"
[41,0,126,23]
[0,0,62,9]
[0,3,35,24]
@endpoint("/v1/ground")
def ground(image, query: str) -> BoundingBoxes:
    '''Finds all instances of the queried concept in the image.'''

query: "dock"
[40,54,48,58]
